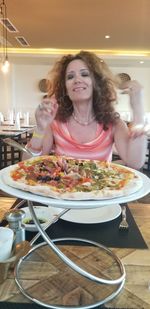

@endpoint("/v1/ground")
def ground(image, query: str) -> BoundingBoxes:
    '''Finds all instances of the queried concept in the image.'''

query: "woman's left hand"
[120,80,144,124]
[120,79,143,98]
[129,123,150,138]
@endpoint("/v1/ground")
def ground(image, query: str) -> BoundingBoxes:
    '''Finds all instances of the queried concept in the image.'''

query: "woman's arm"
[114,119,147,169]
[25,96,58,158]
[114,80,147,169]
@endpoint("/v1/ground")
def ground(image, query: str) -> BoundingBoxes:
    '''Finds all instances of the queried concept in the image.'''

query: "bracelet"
[25,145,42,157]
[26,143,42,156]
[32,131,44,139]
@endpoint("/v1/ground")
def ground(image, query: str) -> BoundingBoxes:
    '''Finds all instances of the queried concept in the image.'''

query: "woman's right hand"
[35,96,58,131]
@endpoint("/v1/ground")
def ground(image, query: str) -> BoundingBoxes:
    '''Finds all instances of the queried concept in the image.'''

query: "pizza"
[3,155,143,200]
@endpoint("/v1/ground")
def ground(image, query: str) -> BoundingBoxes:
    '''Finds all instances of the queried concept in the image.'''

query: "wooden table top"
[0,197,150,308]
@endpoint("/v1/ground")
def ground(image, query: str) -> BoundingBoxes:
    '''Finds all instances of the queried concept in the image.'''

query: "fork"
[119,205,129,230]
[3,138,33,156]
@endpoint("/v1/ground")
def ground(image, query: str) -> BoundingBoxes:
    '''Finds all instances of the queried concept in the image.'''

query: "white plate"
[49,204,121,224]
[0,167,150,208]
[21,206,60,231]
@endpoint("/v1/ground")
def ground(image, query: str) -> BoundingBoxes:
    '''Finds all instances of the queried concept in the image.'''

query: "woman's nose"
[74,75,81,83]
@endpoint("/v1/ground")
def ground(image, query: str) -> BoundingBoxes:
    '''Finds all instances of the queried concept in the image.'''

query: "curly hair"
[47,50,119,130]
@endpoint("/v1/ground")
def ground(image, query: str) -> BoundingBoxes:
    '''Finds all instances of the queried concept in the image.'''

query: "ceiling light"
[105,35,110,39]
[1,55,9,73]
[0,0,10,73]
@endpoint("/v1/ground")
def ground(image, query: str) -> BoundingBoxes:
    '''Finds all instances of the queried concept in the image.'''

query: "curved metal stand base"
[15,238,125,309]
[28,201,125,285]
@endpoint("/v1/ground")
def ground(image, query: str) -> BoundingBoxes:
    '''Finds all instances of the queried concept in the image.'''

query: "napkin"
[0,227,14,261]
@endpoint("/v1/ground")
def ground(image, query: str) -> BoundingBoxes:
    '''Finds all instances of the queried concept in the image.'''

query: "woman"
[26,51,147,169]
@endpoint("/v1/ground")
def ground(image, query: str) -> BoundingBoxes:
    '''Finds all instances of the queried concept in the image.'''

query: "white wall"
[0,63,52,123]
[0,60,150,124]
[12,64,52,123]
[0,66,12,115]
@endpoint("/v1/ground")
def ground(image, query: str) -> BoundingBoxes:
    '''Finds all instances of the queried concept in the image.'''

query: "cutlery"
[119,205,129,230]
[2,137,33,156]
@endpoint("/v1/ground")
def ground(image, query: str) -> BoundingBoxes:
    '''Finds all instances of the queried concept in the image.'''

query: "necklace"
[72,112,95,126]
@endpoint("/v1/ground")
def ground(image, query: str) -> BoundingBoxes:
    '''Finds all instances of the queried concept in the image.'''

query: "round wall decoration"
[38,79,47,92]
[117,73,131,82]
[116,73,131,90]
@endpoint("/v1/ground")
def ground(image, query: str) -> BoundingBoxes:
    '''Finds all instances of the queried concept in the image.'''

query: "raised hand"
[129,123,150,138]
[120,79,143,96]
[120,80,144,124]
[35,96,58,131]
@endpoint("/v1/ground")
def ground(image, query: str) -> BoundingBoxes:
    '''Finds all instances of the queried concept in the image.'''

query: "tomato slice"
[12,172,23,180]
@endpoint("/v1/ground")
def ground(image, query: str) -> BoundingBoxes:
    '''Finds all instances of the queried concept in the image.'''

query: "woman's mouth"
[73,86,86,92]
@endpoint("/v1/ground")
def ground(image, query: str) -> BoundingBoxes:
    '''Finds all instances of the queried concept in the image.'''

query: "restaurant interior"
[0,1,150,308]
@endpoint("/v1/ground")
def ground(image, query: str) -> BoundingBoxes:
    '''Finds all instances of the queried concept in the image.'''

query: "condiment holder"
[0,209,30,285]
[5,209,26,245]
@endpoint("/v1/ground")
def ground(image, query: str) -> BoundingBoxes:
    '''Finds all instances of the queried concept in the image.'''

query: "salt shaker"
[5,209,26,245]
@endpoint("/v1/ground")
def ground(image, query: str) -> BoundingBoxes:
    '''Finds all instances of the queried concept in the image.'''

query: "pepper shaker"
[5,209,26,245]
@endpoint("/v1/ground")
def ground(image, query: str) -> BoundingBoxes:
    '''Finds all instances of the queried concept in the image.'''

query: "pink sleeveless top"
[51,120,114,161]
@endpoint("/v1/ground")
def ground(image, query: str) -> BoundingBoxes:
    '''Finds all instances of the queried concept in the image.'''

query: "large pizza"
[3,155,143,200]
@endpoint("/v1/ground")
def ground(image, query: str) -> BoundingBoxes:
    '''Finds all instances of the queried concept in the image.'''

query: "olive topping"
[54,176,61,181]
[79,162,84,166]
[37,175,52,182]
[37,175,60,182]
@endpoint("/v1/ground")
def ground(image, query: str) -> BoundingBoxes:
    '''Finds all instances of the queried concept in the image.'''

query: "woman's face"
[65,59,94,102]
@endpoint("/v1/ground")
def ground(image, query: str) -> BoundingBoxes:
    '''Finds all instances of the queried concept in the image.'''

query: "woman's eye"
[81,71,90,77]
[66,70,90,80]
[66,74,74,80]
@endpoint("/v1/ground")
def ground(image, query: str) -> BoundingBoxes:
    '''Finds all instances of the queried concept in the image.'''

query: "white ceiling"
[1,0,150,66]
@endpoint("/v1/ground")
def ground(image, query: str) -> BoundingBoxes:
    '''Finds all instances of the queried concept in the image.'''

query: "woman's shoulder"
[114,118,128,127]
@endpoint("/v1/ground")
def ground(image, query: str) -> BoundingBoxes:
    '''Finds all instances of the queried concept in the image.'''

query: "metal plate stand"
[14,200,126,308]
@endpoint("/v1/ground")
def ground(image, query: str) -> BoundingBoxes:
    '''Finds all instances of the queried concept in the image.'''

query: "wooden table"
[0,125,34,137]
[0,197,150,308]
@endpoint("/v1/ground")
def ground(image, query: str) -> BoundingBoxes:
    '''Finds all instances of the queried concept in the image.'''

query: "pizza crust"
[3,161,143,200]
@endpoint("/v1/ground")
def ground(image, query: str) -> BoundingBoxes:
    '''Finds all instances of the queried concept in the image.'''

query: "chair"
[143,138,150,172]
[0,138,22,169]
[0,132,32,169]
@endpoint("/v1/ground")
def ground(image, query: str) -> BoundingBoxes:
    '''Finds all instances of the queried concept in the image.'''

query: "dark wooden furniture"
[0,131,32,169]
[143,138,150,172]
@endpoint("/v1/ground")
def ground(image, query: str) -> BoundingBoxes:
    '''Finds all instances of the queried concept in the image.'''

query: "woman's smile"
[73,86,86,92]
